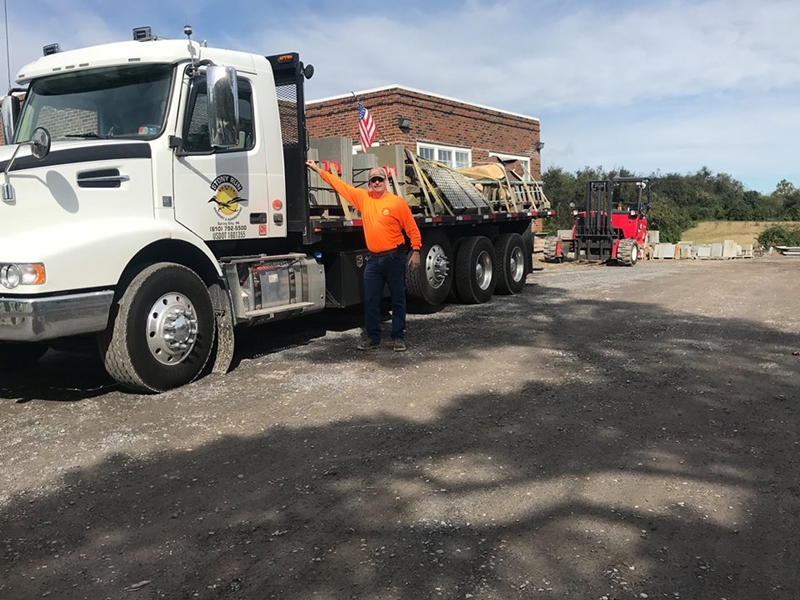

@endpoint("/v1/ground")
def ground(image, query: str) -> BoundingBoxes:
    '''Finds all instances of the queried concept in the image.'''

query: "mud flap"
[209,283,235,374]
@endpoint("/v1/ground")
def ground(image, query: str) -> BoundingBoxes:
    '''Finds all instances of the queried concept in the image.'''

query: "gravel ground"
[1,256,798,600]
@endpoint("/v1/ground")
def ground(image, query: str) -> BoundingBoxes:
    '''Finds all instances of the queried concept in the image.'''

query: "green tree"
[648,194,692,243]
[541,164,796,239]
[772,179,800,220]
[541,166,580,232]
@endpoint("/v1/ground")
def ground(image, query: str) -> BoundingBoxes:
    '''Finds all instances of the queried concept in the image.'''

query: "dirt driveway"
[1,257,798,600]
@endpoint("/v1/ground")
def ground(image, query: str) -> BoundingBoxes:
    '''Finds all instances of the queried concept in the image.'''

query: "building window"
[418,146,434,161]
[489,151,531,179]
[417,143,471,169]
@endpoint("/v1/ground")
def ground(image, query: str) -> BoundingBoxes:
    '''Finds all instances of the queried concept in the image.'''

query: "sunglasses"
[369,176,386,184]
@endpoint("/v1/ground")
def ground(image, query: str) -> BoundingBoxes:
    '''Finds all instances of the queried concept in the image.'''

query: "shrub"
[757,224,800,249]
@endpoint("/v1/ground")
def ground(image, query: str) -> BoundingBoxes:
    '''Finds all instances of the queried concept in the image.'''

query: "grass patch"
[680,221,797,245]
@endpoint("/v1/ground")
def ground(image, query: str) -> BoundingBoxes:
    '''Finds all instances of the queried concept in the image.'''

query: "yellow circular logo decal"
[382,208,391,216]
[208,174,246,220]
[215,184,240,216]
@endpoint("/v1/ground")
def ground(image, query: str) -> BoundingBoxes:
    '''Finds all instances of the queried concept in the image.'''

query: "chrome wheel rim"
[146,292,199,365]
[475,250,494,290]
[509,246,525,281]
[425,244,450,290]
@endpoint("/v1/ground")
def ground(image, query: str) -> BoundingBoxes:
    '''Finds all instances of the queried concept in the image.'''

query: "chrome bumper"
[0,290,115,341]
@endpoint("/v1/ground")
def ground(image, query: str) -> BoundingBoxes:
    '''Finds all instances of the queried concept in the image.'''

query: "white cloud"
[2,0,799,191]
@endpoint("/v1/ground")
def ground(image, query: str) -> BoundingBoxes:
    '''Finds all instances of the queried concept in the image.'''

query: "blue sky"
[3,0,799,194]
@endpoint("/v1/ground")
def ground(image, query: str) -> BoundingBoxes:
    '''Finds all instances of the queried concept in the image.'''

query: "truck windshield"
[14,64,173,143]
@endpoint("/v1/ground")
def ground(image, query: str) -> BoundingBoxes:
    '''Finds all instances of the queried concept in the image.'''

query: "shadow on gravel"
[0,350,119,403]
[2,273,799,600]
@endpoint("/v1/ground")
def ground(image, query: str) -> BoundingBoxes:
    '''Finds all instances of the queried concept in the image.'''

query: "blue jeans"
[363,251,407,343]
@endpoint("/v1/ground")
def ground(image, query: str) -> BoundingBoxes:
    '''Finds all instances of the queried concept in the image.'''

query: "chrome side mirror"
[2,127,52,202]
[1,94,21,144]
[30,127,51,159]
[206,66,239,148]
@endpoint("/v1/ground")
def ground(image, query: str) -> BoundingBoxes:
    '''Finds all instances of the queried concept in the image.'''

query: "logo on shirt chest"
[382,208,391,216]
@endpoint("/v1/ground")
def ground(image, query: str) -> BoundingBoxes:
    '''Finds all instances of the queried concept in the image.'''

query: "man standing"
[305,160,422,351]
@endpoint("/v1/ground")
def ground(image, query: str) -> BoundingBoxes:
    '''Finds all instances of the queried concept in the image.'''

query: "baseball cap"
[368,167,387,181]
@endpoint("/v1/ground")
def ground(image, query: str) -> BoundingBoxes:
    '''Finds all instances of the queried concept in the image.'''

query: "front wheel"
[99,263,215,392]
[617,239,639,266]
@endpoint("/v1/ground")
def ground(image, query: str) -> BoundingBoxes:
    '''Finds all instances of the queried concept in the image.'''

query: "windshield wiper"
[65,132,109,139]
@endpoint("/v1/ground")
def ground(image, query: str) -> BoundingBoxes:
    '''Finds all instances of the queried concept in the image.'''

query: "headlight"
[0,263,46,289]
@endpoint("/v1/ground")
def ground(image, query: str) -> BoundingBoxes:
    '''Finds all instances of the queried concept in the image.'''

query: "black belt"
[370,245,406,258]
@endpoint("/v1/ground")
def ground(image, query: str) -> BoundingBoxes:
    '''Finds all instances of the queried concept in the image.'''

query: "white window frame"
[489,151,531,180]
[417,142,472,169]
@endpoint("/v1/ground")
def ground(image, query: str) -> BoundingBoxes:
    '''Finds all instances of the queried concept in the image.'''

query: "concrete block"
[679,243,693,259]
[310,137,354,183]
[647,230,660,245]
[695,245,712,259]
[658,243,676,258]
[710,243,724,258]
[309,137,354,207]
[740,244,754,258]
[353,153,379,188]
[722,239,738,258]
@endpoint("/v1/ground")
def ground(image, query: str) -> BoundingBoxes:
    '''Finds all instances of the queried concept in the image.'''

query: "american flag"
[357,100,376,152]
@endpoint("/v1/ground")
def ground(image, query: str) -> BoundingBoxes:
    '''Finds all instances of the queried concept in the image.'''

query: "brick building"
[305,85,543,181]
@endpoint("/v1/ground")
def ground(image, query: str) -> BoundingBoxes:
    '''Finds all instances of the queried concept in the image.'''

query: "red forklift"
[544,177,651,266]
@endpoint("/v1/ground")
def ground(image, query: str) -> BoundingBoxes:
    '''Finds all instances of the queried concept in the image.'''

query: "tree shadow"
[1,272,798,599]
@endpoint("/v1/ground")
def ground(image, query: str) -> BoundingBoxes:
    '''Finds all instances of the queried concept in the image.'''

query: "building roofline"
[307,84,539,123]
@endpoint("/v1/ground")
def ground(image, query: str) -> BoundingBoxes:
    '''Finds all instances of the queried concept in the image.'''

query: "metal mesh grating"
[421,163,491,213]
[275,83,299,146]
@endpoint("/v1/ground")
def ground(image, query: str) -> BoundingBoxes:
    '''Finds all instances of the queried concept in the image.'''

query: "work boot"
[357,339,381,351]
[392,339,406,352]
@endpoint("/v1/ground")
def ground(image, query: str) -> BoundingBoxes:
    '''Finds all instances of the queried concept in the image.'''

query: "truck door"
[173,72,276,242]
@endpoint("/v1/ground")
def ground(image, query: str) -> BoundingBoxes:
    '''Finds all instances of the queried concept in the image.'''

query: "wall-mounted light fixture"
[534,141,545,152]
[397,117,411,133]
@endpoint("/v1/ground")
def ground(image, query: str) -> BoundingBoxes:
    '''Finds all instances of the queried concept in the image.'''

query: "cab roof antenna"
[184,25,199,76]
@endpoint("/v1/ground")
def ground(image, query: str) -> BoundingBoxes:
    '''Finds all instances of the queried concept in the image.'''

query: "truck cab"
[0,30,325,391]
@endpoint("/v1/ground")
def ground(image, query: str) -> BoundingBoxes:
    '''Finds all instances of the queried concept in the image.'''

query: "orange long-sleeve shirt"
[318,170,422,254]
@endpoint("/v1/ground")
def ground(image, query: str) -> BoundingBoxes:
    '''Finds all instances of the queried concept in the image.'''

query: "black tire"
[100,263,215,392]
[446,237,465,303]
[543,235,560,262]
[406,230,453,306]
[0,342,49,371]
[494,233,528,295]
[617,239,639,266]
[522,228,535,273]
[455,236,496,304]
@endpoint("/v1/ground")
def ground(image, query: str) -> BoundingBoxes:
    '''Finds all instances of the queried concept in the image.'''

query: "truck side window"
[183,75,254,153]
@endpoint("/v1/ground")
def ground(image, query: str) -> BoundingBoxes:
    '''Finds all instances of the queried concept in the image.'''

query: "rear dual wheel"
[406,231,454,306]
[455,236,496,304]
[494,233,528,295]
